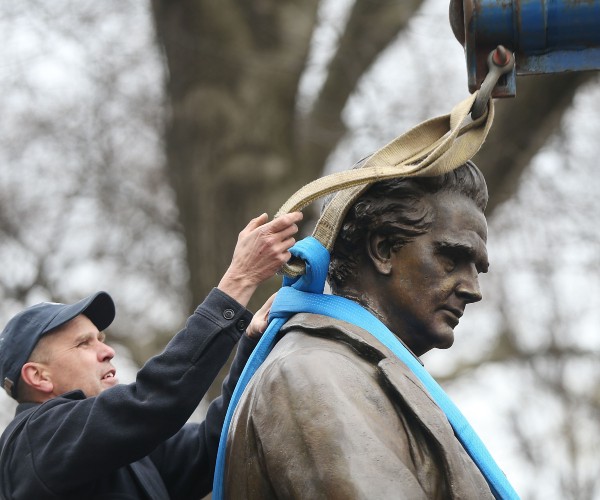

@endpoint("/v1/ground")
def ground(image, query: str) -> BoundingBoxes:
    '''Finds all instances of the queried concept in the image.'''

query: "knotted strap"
[212,238,329,499]
[276,91,494,276]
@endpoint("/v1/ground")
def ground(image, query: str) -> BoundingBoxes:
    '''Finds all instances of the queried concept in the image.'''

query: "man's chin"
[100,378,119,392]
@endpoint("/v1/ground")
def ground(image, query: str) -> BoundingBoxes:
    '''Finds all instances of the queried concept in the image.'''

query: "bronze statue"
[224,161,495,499]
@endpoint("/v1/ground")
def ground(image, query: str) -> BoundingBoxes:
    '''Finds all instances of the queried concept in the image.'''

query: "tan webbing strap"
[276,91,495,277]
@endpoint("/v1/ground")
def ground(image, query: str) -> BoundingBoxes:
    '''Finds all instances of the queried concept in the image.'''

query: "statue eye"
[441,255,456,272]
[438,246,465,273]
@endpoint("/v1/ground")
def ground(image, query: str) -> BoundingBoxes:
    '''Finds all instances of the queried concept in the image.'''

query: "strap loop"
[276,90,494,277]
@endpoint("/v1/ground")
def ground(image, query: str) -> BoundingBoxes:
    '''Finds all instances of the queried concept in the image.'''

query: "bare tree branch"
[300,0,424,179]
[475,72,593,215]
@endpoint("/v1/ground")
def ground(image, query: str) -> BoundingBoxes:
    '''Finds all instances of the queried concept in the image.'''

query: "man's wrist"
[217,271,257,308]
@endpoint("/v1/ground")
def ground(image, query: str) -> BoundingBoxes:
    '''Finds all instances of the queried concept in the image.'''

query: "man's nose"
[98,342,116,361]
[455,266,482,303]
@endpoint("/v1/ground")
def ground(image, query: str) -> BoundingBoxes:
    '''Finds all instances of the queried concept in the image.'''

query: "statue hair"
[327,161,488,293]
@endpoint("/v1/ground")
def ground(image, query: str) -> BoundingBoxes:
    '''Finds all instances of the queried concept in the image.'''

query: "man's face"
[381,192,488,356]
[37,314,118,397]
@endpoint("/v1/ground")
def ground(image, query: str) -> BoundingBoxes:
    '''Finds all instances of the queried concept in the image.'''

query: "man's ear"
[21,362,54,395]
[367,232,393,275]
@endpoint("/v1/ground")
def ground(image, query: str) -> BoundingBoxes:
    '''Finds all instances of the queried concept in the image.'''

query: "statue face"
[380,192,488,356]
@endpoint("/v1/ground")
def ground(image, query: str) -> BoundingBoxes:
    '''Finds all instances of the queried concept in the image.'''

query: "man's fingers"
[259,292,277,313]
[244,213,269,232]
[264,212,303,233]
[247,292,278,339]
[257,212,302,248]
[264,237,295,263]
[277,223,301,242]
[278,237,296,255]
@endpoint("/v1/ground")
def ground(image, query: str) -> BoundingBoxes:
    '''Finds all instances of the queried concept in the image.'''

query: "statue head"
[327,161,489,356]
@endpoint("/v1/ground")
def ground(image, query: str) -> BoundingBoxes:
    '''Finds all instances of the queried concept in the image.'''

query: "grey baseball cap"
[0,292,115,399]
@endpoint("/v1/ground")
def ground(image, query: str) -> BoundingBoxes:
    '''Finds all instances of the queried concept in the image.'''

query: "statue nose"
[455,268,482,303]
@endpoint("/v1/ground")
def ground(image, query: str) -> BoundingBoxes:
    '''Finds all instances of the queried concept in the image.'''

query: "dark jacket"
[225,313,493,499]
[0,288,255,500]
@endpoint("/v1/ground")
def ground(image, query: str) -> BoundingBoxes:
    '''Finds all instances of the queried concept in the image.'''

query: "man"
[0,211,302,500]
[224,162,495,498]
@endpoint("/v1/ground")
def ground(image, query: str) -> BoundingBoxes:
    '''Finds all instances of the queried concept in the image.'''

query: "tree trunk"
[151,0,320,312]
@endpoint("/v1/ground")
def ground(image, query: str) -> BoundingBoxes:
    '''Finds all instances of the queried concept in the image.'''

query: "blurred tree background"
[0,1,598,498]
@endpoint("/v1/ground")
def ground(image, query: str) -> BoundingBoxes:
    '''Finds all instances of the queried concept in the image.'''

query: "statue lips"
[439,305,463,328]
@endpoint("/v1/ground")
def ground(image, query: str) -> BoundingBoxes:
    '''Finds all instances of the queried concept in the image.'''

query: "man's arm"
[12,290,249,497]
[149,295,276,499]
[2,213,301,498]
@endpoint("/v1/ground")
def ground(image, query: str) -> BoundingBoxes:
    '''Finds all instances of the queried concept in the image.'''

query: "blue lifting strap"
[213,237,520,500]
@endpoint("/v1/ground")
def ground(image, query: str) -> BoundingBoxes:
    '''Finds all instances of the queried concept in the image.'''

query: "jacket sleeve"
[10,288,252,496]
[225,342,435,500]
[149,333,258,500]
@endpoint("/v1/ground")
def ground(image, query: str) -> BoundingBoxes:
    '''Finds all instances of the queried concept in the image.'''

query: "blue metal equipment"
[450,0,600,98]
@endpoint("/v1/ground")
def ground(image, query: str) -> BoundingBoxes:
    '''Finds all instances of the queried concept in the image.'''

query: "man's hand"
[218,212,303,306]
[246,292,277,339]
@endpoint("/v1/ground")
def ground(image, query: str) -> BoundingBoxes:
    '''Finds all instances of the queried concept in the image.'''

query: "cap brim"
[43,291,115,334]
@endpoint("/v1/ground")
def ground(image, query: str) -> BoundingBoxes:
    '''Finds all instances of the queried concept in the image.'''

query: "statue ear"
[367,232,393,275]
